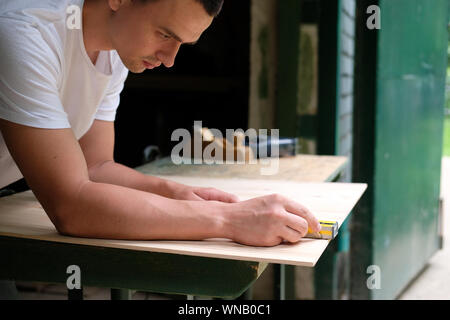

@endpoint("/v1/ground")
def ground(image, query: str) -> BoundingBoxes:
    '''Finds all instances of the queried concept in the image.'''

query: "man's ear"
[108,0,129,12]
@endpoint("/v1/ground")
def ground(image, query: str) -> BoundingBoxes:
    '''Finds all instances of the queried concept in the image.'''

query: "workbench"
[0,155,366,299]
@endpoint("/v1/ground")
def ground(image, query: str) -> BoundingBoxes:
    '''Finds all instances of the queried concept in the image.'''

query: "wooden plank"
[137,155,348,182]
[0,177,367,267]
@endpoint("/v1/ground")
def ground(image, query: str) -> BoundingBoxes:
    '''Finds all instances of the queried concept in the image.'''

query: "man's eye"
[159,32,170,40]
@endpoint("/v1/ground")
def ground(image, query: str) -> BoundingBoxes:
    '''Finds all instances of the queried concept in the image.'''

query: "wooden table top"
[0,175,366,267]
[136,155,348,182]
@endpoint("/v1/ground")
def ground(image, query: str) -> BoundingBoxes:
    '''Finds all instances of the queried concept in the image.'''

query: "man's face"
[108,0,214,73]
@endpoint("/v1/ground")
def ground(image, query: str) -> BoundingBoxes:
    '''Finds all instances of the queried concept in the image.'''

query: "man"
[0,0,321,249]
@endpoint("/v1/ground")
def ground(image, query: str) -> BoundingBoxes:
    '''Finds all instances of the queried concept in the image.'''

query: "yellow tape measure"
[306,220,339,240]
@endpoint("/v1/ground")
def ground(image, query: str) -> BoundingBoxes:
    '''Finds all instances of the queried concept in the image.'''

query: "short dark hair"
[195,0,224,17]
[138,0,224,17]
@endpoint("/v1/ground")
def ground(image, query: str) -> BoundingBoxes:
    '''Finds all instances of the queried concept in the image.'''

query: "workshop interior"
[0,0,449,301]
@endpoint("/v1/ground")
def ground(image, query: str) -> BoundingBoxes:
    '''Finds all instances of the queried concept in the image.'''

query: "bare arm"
[0,119,228,240]
[78,120,239,202]
[0,119,321,246]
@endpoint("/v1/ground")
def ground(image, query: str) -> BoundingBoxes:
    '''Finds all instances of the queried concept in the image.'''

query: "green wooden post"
[317,0,339,156]
[314,0,357,300]
[276,0,302,137]
[351,0,448,299]
[313,0,339,300]
[275,0,302,300]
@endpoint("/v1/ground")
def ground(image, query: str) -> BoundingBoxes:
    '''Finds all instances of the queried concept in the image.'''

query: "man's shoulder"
[0,0,81,21]
[0,0,84,69]
[0,0,82,45]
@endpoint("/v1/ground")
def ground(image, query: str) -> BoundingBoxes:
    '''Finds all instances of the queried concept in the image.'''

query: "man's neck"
[82,0,114,63]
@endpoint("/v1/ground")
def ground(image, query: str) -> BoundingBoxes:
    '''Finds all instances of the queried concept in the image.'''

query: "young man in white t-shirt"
[0,0,321,249]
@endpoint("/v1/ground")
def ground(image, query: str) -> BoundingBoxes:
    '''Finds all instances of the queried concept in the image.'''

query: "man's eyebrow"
[159,27,199,45]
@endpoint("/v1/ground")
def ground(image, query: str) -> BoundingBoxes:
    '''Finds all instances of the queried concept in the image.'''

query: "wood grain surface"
[137,155,348,182]
[0,176,366,267]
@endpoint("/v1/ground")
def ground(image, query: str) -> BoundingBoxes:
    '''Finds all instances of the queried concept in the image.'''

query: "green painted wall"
[351,0,448,299]
[372,0,448,299]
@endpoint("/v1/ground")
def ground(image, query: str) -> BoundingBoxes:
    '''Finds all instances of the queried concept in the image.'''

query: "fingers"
[218,192,240,203]
[284,199,321,233]
[283,214,309,238]
[194,188,240,203]
[281,226,304,243]
[187,191,206,201]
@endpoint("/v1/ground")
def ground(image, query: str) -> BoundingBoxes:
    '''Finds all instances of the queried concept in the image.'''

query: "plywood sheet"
[0,177,366,267]
[137,155,348,182]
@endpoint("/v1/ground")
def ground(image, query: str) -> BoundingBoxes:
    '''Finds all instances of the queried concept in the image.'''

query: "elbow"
[51,208,79,237]
[35,181,92,237]
[47,199,84,237]
[53,180,93,237]
[54,218,76,237]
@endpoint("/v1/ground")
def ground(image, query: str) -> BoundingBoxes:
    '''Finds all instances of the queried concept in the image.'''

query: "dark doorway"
[114,1,251,168]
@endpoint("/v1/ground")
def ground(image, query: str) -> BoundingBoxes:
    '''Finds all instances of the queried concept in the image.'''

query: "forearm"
[87,160,182,198]
[58,180,230,240]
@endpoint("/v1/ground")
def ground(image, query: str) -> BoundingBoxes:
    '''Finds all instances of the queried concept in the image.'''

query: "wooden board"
[0,176,367,267]
[137,155,348,182]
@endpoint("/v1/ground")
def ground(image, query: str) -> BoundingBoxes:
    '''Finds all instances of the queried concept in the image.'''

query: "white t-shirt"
[0,0,129,188]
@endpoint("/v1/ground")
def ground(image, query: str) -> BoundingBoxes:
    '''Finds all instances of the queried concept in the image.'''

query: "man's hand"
[169,185,240,203]
[79,120,240,204]
[0,118,321,246]
[221,193,322,247]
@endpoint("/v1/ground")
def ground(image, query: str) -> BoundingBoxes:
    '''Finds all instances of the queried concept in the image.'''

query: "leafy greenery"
[444,117,450,156]
[446,24,450,114]
[444,27,449,156]
[446,40,450,113]
[446,64,450,113]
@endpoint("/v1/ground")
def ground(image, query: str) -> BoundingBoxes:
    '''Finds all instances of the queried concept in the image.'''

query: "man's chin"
[128,67,146,74]
[120,59,147,74]
[126,64,146,74]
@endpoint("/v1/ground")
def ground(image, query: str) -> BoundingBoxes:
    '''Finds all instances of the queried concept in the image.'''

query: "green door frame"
[274,0,302,299]
[351,0,448,299]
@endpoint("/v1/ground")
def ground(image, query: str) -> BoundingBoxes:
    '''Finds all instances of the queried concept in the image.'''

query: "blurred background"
[113,0,450,300]
[445,34,450,155]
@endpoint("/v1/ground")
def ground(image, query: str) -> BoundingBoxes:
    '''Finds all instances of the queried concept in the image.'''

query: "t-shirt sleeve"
[94,56,129,122]
[0,20,70,129]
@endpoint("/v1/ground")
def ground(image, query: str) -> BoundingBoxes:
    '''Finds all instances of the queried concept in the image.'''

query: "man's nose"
[155,42,181,68]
